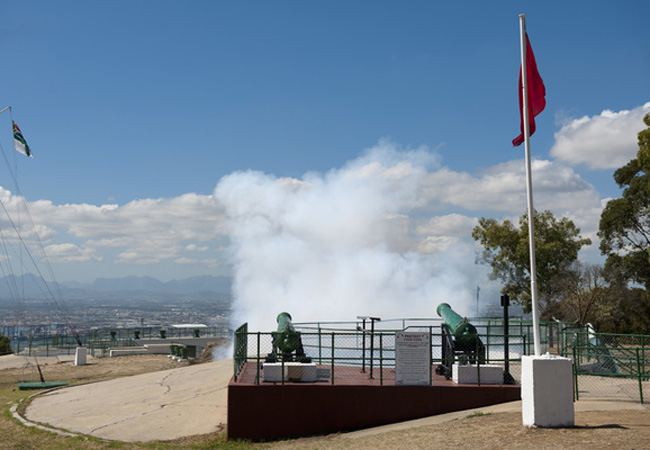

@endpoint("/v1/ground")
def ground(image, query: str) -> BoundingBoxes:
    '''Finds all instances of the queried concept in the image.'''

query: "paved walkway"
[0,354,78,371]
[23,359,231,442]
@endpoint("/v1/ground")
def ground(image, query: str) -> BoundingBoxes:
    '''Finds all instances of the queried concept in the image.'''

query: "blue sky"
[0,1,648,320]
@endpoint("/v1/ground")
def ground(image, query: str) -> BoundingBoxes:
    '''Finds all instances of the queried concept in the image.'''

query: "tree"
[545,262,607,325]
[0,333,11,356]
[472,210,591,313]
[541,261,650,333]
[598,113,650,290]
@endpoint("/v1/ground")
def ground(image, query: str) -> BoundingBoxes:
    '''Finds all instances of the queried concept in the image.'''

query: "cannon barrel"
[435,302,485,379]
[436,302,479,350]
[274,312,303,354]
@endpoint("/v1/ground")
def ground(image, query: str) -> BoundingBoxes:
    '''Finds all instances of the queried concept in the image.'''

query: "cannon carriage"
[435,302,486,379]
[265,312,311,363]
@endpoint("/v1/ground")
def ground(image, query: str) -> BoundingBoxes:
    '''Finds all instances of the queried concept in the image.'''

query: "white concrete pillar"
[74,347,87,366]
[521,354,574,427]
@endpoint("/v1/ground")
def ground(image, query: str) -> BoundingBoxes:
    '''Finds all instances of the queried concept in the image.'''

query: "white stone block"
[286,363,317,382]
[74,347,87,366]
[263,362,318,382]
[262,363,285,382]
[452,364,503,384]
[522,354,574,427]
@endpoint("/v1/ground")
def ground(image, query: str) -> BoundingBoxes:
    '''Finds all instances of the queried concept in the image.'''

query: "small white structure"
[286,362,317,382]
[452,364,503,384]
[262,362,284,382]
[263,362,318,382]
[521,354,574,427]
[74,347,87,366]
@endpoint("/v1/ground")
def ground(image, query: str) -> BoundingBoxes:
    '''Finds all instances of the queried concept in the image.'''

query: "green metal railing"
[572,345,647,403]
[10,324,230,358]
[233,324,528,385]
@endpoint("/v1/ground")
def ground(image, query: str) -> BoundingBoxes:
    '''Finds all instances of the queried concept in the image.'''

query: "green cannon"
[265,312,311,363]
[435,302,486,379]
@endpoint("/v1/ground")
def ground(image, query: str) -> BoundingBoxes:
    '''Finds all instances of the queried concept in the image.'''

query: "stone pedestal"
[452,364,504,384]
[263,363,284,382]
[521,354,574,427]
[74,347,87,366]
[286,363,317,382]
[263,362,318,382]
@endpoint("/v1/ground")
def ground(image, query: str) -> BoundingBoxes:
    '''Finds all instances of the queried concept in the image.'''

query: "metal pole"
[331,333,335,385]
[369,319,375,379]
[360,318,366,373]
[379,333,383,386]
[636,348,644,404]
[573,346,579,401]
[519,14,542,356]
[501,294,515,384]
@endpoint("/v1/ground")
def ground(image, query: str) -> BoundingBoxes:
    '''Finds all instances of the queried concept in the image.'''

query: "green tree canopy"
[472,210,591,313]
[598,113,650,290]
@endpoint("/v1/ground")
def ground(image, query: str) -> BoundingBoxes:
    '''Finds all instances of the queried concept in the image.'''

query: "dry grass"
[1,354,649,450]
[262,410,650,450]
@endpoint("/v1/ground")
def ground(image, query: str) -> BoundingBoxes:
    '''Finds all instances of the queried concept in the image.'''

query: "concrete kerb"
[11,385,86,439]
[11,403,82,439]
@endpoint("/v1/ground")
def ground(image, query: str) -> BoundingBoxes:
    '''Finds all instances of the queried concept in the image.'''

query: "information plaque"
[395,331,431,386]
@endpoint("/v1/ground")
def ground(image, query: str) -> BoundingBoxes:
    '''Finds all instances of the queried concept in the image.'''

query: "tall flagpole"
[519,14,542,357]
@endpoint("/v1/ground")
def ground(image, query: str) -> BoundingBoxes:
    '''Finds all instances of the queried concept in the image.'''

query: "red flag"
[513,33,546,147]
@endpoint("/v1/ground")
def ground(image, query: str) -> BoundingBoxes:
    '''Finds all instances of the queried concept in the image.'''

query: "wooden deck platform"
[228,362,521,441]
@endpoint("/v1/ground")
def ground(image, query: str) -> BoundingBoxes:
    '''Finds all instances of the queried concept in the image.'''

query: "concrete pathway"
[23,359,231,442]
[0,354,73,371]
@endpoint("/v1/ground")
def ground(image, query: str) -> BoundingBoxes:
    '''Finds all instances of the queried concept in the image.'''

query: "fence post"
[331,333,335,385]
[429,326,433,386]
[256,332,261,385]
[573,346,579,401]
[281,357,285,385]
[636,348,644,404]
[318,327,322,365]
[379,333,383,386]
[476,338,481,386]
[523,335,527,356]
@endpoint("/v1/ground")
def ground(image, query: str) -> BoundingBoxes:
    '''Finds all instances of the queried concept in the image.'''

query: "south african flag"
[13,120,33,158]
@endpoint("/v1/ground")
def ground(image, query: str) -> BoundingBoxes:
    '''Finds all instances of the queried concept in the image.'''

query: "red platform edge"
[227,362,521,441]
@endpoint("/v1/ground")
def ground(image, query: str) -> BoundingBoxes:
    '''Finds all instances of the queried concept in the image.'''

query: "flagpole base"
[521,354,574,428]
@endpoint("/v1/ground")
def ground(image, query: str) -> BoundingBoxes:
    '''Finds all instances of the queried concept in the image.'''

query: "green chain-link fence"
[560,326,648,403]
[9,324,230,358]
[233,320,529,385]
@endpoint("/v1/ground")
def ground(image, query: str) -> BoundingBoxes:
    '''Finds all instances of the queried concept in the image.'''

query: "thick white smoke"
[214,141,481,332]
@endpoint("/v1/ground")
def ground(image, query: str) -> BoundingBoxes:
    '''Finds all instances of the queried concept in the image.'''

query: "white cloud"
[43,243,101,263]
[421,158,599,215]
[550,102,650,169]
[417,214,478,238]
[0,189,228,269]
[0,134,607,294]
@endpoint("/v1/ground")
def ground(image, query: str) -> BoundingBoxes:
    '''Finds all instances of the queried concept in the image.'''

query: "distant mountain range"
[0,274,233,301]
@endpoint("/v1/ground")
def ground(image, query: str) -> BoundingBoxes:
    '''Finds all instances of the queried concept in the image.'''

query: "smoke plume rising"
[214,141,481,332]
